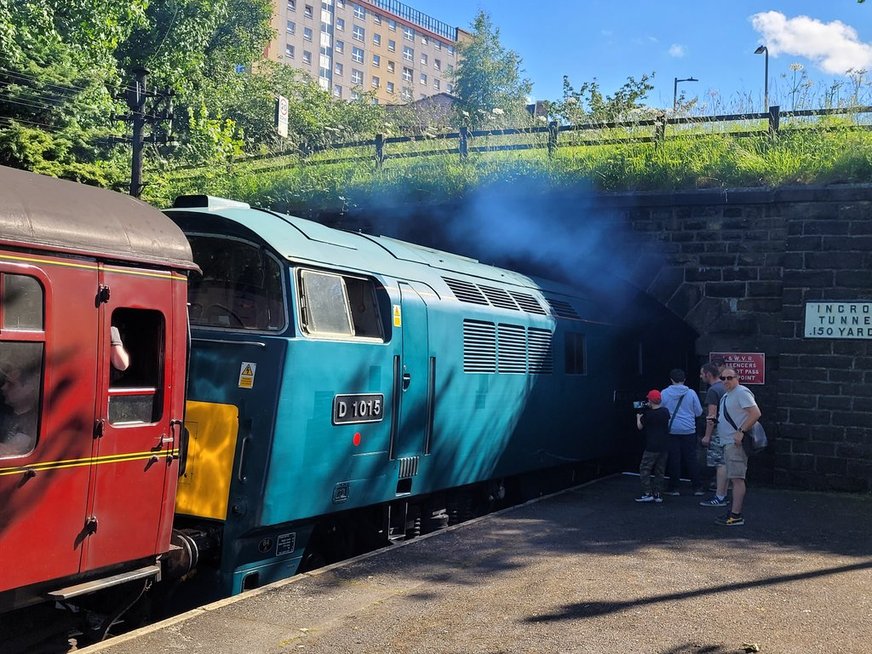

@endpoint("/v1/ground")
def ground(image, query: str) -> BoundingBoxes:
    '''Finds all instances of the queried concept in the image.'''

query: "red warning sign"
[709,352,765,385]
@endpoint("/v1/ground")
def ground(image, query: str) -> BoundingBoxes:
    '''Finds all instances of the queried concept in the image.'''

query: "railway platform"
[83,473,872,654]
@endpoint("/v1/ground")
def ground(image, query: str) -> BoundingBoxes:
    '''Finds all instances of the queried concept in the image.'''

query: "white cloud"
[668,44,686,58]
[751,11,872,74]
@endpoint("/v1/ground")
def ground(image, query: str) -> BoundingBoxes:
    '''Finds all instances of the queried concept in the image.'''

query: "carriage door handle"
[402,370,411,391]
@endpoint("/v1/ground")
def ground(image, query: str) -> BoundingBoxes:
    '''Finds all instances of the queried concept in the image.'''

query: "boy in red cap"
[635,389,671,503]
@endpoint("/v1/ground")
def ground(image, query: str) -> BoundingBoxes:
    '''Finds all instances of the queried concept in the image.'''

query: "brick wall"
[597,187,872,492]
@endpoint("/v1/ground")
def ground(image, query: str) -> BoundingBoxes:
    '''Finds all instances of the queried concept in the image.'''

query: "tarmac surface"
[83,473,872,654]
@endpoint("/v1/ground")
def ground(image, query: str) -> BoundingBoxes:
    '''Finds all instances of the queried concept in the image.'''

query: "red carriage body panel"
[0,166,195,608]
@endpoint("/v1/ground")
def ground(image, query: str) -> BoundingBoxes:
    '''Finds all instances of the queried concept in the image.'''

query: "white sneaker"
[635,494,655,503]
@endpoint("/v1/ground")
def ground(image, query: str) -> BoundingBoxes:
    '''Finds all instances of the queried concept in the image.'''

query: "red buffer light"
[352,432,362,447]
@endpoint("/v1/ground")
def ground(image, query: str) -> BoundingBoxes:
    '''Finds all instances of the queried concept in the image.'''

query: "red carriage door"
[83,266,177,571]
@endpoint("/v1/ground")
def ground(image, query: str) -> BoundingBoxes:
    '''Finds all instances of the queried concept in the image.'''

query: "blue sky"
[409,0,872,112]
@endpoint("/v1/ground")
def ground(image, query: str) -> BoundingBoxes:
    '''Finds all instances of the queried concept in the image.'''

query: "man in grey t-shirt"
[714,368,761,526]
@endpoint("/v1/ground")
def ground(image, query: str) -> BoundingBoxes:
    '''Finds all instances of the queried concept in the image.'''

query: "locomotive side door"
[83,265,179,571]
[393,282,431,459]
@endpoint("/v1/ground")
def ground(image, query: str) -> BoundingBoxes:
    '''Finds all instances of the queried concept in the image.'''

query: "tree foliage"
[451,11,532,128]
[546,73,656,124]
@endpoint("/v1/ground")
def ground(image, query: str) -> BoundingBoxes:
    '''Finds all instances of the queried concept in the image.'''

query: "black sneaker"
[715,512,745,526]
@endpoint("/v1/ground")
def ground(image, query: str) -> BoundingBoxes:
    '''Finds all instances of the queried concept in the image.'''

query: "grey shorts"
[724,443,748,479]
[706,442,726,467]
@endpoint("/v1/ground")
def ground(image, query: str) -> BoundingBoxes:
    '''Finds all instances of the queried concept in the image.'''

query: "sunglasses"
[720,375,736,381]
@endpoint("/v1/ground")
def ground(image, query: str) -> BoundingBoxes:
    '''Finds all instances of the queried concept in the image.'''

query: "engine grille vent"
[443,277,488,305]
[479,285,520,311]
[546,298,581,320]
[498,324,527,374]
[509,291,546,315]
[398,456,419,478]
[528,328,554,374]
[463,320,496,373]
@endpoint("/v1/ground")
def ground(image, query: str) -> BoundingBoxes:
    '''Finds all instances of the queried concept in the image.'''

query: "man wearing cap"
[661,368,703,495]
[634,389,670,503]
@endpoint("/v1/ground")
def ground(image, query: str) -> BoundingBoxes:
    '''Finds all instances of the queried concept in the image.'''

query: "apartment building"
[267,0,467,104]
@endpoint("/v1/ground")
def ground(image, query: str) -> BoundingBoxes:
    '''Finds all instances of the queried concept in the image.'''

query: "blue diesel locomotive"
[163,196,692,599]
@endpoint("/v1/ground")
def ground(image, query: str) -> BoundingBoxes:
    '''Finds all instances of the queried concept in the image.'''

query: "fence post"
[547,121,559,157]
[654,112,666,147]
[459,127,468,159]
[375,134,385,168]
[768,105,780,138]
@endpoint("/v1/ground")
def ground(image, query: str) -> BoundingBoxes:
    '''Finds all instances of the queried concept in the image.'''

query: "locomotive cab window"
[108,309,165,425]
[187,235,286,331]
[0,273,45,458]
[298,269,384,340]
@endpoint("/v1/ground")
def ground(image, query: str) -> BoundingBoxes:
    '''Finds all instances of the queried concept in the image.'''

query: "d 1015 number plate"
[333,393,384,424]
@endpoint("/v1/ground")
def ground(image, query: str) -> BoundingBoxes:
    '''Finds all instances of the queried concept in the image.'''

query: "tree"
[451,11,532,128]
[546,73,655,125]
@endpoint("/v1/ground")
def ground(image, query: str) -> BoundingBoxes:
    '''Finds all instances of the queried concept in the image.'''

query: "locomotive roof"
[167,200,547,290]
[0,166,197,270]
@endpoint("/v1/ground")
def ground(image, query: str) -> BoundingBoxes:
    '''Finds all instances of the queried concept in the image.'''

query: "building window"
[303,50,312,64]
[447,45,454,55]
[387,18,396,31]
[336,0,344,7]
[304,26,313,41]
[352,25,364,41]
[351,90,360,100]
[387,60,395,73]
[387,39,396,52]
[286,44,295,58]
[351,46,364,63]
[372,13,381,25]
[287,20,296,34]
[401,86,412,101]
[336,17,344,30]
[447,83,453,93]
[434,40,441,51]
[351,68,363,85]
[433,78,440,91]
[371,75,380,88]
[421,36,428,45]
[333,84,342,97]
[434,58,441,71]
[420,72,427,85]
[353,3,365,19]
[373,33,381,46]
[403,46,413,61]
[334,62,343,75]
[386,81,394,94]
[402,66,412,82]
[403,26,414,41]
[288,0,296,10]
[372,53,380,67]
[304,4,313,18]
[420,53,427,66]
[335,39,344,53]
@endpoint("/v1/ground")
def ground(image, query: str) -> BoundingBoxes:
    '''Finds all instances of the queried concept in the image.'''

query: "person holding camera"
[635,389,670,503]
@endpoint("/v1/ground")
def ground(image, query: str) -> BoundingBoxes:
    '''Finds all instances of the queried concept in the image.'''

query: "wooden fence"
[175,104,872,177]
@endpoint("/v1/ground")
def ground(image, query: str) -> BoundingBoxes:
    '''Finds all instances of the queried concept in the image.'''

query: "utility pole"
[113,68,174,198]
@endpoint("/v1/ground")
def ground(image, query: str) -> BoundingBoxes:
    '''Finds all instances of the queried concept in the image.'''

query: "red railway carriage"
[0,166,196,612]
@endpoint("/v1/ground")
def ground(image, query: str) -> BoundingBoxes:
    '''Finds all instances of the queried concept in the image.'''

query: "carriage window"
[2,273,44,330]
[298,269,384,340]
[565,332,586,375]
[0,342,43,458]
[187,235,286,331]
[108,309,164,424]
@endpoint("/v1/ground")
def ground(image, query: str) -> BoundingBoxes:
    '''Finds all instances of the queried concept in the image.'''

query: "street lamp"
[673,76,698,112]
[754,45,769,111]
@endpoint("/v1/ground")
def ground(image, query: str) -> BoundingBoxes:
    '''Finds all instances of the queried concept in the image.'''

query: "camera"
[632,400,649,410]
